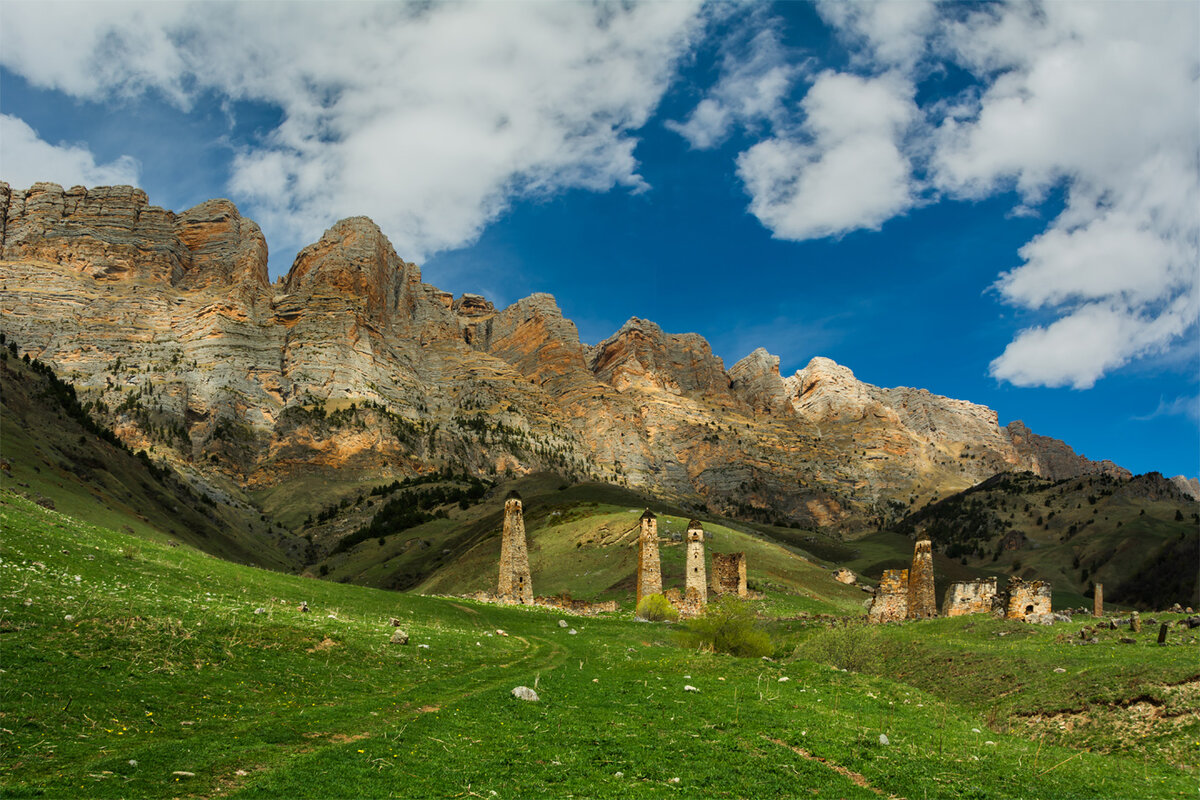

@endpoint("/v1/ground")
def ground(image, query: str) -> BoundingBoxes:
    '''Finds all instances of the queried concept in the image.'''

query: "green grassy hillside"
[2,492,1196,799]
[894,471,1199,609]
[0,350,300,570]
[315,473,867,616]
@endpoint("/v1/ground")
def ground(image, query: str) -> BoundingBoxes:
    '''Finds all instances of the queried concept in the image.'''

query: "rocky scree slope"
[0,182,1126,533]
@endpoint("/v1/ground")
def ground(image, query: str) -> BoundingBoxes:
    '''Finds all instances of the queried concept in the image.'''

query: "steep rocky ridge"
[0,182,1133,535]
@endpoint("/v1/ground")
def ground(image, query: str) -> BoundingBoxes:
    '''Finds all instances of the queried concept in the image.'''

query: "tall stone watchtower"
[636,510,662,606]
[685,519,707,604]
[907,538,936,619]
[497,491,533,605]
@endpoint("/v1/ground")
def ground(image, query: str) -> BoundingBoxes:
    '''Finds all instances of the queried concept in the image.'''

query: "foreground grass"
[1,492,1195,798]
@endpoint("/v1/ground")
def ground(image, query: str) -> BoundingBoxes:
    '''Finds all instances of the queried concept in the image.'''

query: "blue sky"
[1,1,1197,479]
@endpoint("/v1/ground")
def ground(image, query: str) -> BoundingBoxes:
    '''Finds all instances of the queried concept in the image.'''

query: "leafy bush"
[635,593,679,622]
[799,623,882,673]
[677,596,772,658]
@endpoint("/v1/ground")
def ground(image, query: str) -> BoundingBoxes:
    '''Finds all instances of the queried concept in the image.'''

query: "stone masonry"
[684,519,707,605]
[1094,583,1103,617]
[907,538,936,619]
[1001,577,1051,621]
[869,569,909,622]
[636,509,662,606]
[942,578,997,617]
[497,491,533,605]
[710,552,747,598]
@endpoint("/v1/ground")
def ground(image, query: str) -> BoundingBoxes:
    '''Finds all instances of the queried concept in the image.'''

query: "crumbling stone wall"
[497,491,533,605]
[907,538,936,619]
[869,569,909,622]
[1001,577,1051,620]
[710,552,747,597]
[636,510,662,606]
[685,520,707,605]
[664,587,705,619]
[942,578,997,617]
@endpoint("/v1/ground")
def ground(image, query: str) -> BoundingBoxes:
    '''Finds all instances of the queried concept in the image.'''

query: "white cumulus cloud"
[0,114,140,189]
[935,2,1200,389]
[0,1,704,262]
[736,71,917,241]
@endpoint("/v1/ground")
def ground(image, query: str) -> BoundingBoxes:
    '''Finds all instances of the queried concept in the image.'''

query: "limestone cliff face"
[0,182,1131,531]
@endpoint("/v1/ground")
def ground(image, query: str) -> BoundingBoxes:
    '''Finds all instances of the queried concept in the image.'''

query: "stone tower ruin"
[942,578,997,616]
[868,568,909,622]
[497,491,533,605]
[1093,583,1103,617]
[710,552,747,597]
[636,509,662,606]
[684,519,707,604]
[907,538,936,619]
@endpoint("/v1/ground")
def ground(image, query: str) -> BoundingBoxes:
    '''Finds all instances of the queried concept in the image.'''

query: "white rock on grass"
[254,608,266,615]
[879,734,889,746]
[684,685,699,692]
[558,620,568,628]
[568,629,578,635]
[511,686,539,702]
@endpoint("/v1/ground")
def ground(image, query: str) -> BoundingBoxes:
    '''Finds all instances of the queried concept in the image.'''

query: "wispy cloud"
[1133,395,1200,423]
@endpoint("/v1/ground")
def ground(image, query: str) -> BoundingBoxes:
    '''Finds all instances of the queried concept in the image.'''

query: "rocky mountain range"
[0,182,1133,532]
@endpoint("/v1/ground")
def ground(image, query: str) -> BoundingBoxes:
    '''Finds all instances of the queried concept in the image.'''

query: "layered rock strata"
[0,182,1131,532]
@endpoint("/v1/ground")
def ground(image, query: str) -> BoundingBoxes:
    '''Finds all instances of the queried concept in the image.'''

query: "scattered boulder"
[511,686,539,702]
[832,568,857,585]
[684,685,699,692]
[1025,612,1056,625]
[389,629,409,645]
[1053,668,1066,673]
[389,617,402,626]
[299,601,309,613]
[1120,637,1136,644]
[1130,612,1142,633]
[558,619,568,628]
[878,734,889,746]
[254,608,266,615]
[1185,616,1200,629]
[1168,603,1183,613]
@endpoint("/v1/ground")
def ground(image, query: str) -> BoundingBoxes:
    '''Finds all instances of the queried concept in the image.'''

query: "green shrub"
[635,593,679,622]
[798,623,882,673]
[677,596,772,658]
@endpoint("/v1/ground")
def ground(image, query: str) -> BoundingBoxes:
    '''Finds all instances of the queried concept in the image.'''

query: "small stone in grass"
[254,608,266,615]
[984,741,996,746]
[512,686,539,702]
[558,619,568,628]
[778,677,790,682]
[669,777,681,783]
[172,771,196,777]
[614,772,624,778]
[971,728,981,733]
[417,643,430,649]
[1053,667,1066,673]
[879,734,889,746]
[390,629,409,645]
[568,629,577,635]
[63,615,74,622]
[390,617,402,626]
[684,685,699,692]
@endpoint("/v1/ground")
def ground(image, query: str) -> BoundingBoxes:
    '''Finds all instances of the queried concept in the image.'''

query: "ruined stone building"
[868,568,908,622]
[942,578,997,616]
[1001,577,1051,620]
[497,491,533,604]
[907,538,936,619]
[636,509,662,606]
[710,552,747,597]
[685,519,707,604]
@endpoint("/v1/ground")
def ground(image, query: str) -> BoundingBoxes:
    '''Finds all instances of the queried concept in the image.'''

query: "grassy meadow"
[2,491,1197,799]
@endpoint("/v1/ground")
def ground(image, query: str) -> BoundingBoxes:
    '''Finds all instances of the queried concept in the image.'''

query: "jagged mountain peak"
[0,182,1136,531]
